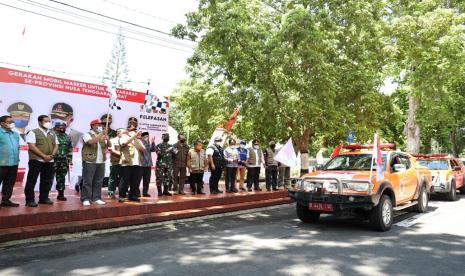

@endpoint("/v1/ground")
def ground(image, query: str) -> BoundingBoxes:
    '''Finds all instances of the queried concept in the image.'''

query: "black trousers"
[0,165,18,201]
[141,166,152,195]
[246,167,261,189]
[24,160,55,203]
[209,166,223,192]
[119,166,143,199]
[190,172,204,193]
[265,166,278,190]
[225,167,237,191]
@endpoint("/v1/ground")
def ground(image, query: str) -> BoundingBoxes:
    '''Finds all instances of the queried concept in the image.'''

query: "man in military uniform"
[155,133,175,197]
[53,121,73,201]
[100,114,117,139]
[50,103,82,148]
[7,102,33,142]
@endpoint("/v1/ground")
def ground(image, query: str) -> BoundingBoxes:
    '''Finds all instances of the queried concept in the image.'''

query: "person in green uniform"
[53,121,73,201]
[155,133,175,197]
[100,114,117,139]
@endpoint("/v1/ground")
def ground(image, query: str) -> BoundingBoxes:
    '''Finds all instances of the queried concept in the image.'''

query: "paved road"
[1,195,465,276]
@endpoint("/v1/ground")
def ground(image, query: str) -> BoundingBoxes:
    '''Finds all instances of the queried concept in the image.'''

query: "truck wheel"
[414,185,429,213]
[369,195,393,232]
[445,181,457,201]
[296,204,320,223]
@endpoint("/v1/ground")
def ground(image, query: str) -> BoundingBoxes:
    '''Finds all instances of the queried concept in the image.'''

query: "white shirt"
[26,128,59,163]
[83,131,104,164]
[206,147,215,156]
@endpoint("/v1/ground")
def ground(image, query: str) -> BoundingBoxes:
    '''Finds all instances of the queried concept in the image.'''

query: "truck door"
[389,154,409,202]
[399,154,417,200]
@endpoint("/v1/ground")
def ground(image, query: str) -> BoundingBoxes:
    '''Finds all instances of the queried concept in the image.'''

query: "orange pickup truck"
[288,144,432,231]
[415,154,465,201]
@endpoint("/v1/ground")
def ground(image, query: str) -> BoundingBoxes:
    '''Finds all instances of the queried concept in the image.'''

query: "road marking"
[394,211,440,227]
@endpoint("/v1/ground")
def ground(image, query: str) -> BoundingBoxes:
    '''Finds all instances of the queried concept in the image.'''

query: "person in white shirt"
[81,119,109,206]
[224,138,239,193]
[246,139,264,192]
[24,115,59,207]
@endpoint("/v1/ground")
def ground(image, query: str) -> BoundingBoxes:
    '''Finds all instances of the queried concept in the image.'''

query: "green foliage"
[170,0,465,156]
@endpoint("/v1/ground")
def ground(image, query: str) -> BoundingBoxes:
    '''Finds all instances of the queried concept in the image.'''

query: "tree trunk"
[405,95,420,154]
[299,129,311,176]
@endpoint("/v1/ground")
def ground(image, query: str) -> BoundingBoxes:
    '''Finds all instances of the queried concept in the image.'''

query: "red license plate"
[308,202,333,212]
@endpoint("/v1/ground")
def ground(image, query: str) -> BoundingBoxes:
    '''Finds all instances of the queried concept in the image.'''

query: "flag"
[316,148,325,165]
[372,133,383,181]
[143,87,170,113]
[208,127,225,147]
[330,144,342,158]
[108,82,121,110]
[274,138,298,167]
[225,107,241,131]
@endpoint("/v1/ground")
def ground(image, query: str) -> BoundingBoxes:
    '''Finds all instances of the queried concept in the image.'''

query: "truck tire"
[296,203,320,223]
[445,181,457,201]
[414,185,429,213]
[369,195,393,232]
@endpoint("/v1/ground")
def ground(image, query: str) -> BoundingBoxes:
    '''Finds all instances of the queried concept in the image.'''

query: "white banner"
[0,67,169,187]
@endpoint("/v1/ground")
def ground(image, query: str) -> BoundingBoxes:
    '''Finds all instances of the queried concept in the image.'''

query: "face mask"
[13,119,28,128]
[270,145,276,149]
[253,145,259,149]
[5,123,15,129]
[179,138,186,143]
[96,126,103,133]
[240,144,245,149]
[163,138,169,142]
[215,142,221,146]
[43,122,53,130]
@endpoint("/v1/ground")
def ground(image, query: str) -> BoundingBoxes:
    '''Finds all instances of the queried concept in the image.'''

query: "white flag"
[108,82,121,110]
[274,138,298,167]
[208,127,225,147]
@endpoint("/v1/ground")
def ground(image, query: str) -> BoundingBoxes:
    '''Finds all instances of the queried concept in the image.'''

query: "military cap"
[7,102,33,114]
[50,102,73,119]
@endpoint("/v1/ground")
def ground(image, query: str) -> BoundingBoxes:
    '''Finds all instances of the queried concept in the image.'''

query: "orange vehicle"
[414,154,465,201]
[288,144,432,231]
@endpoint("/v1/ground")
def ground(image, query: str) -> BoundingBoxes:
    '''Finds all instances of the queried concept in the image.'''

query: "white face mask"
[96,126,103,133]
[43,122,53,130]
[253,145,259,149]
[240,144,245,149]
[5,123,15,129]
[215,142,221,146]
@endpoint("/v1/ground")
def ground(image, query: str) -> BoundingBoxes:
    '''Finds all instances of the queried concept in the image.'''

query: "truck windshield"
[417,160,449,170]
[324,154,387,171]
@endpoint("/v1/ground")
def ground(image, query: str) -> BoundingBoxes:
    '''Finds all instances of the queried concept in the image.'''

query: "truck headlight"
[323,181,338,193]
[347,182,370,192]
[303,182,316,192]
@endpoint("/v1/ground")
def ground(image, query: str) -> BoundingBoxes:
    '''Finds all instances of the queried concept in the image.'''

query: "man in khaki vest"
[246,139,264,192]
[187,140,208,195]
[24,115,58,207]
[264,141,279,191]
[81,119,109,206]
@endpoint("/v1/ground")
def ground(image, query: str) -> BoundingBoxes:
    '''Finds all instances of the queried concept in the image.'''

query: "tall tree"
[173,0,394,173]
[389,0,465,153]
[103,30,130,88]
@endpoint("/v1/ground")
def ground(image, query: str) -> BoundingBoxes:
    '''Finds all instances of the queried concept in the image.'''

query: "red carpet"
[0,183,292,243]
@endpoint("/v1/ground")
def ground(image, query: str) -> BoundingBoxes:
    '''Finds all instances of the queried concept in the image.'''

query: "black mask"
[163,138,169,142]
[179,139,186,143]
[270,145,276,149]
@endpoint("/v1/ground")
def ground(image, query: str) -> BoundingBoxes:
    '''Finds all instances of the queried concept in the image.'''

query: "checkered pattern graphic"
[143,89,169,113]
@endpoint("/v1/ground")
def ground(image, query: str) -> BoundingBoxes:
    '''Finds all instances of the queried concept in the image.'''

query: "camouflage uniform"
[54,131,73,192]
[155,141,175,196]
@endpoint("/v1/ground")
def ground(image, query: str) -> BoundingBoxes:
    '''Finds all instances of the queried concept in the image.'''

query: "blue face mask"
[13,119,29,128]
